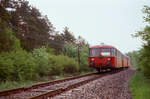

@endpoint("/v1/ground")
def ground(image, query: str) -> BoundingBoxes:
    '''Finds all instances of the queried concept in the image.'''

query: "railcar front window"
[90,48,100,57]
[101,48,111,56]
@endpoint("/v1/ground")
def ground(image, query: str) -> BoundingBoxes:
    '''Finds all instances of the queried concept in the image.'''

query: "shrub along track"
[0,69,123,99]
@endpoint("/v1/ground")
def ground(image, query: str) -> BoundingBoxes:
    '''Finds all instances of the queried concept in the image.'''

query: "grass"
[0,76,55,91]
[0,71,95,91]
[0,80,37,90]
[130,71,150,99]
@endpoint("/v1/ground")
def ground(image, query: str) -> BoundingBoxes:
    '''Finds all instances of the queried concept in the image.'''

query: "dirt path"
[51,68,135,99]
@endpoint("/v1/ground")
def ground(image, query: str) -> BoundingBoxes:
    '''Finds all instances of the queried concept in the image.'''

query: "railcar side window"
[90,48,100,57]
[111,48,115,56]
[101,48,111,56]
[117,51,121,58]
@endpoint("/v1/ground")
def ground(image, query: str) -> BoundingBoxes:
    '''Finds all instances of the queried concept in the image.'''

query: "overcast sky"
[28,0,150,53]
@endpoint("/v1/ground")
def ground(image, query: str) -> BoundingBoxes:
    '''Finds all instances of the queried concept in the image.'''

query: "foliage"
[0,53,14,81]
[0,6,20,52]
[76,36,88,47]
[0,76,53,90]
[45,45,56,55]
[62,56,79,73]
[11,50,37,81]
[138,46,150,75]
[0,47,80,81]
[63,42,92,72]
[126,51,140,67]
[63,43,77,58]
[63,43,92,72]
[80,45,91,72]
[50,33,65,54]
[0,0,93,85]
[0,80,37,91]
[49,55,79,74]
[133,6,150,75]
[15,2,54,50]
[0,0,55,50]
[130,71,150,99]
[0,50,37,81]
[32,47,51,76]
[62,27,76,43]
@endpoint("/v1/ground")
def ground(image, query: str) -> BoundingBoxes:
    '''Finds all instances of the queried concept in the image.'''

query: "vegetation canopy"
[133,6,150,76]
[0,0,93,85]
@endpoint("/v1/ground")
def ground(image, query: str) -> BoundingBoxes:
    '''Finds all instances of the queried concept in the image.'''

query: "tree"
[13,1,54,50]
[76,36,88,47]
[1,0,55,50]
[79,45,91,72]
[126,51,140,67]
[134,6,150,75]
[63,43,77,58]
[62,27,76,43]
[0,5,20,52]
[49,33,65,54]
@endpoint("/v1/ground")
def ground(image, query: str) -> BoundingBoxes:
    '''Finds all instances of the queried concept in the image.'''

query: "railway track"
[0,69,122,99]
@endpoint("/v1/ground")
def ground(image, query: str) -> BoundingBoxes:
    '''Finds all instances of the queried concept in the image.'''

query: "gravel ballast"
[0,74,99,99]
[52,68,135,99]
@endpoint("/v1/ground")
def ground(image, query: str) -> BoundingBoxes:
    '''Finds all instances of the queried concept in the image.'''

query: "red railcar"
[88,44,130,72]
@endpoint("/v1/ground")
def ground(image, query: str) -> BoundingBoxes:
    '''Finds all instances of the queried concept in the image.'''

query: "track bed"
[0,69,123,99]
[53,68,135,99]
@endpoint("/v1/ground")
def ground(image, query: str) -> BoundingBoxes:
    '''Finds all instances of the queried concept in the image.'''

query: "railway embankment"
[0,70,122,99]
[0,73,99,99]
[53,68,135,99]
[0,68,137,99]
[129,70,150,99]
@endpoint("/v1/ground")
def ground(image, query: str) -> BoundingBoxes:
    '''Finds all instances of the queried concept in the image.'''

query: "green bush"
[48,55,63,75]
[0,46,86,82]
[45,45,56,55]
[133,6,150,76]
[0,54,14,81]
[63,43,92,72]
[63,43,77,58]
[32,47,51,76]
[79,45,93,72]
[0,50,37,81]
[138,46,150,76]
[49,55,78,75]
[61,56,78,73]
[12,50,37,81]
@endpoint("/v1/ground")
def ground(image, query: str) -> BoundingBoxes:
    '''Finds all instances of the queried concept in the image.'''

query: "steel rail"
[0,73,97,97]
[29,70,122,99]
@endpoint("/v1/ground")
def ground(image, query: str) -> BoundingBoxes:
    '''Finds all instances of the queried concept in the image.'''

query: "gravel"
[0,74,99,99]
[52,68,135,99]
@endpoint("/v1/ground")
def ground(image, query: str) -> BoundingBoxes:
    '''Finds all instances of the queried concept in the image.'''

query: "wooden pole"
[77,45,80,67]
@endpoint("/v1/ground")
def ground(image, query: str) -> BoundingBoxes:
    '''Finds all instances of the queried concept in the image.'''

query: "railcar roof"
[89,44,115,49]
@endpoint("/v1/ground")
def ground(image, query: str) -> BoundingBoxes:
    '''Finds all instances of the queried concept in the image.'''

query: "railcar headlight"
[91,58,95,61]
[107,58,111,61]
